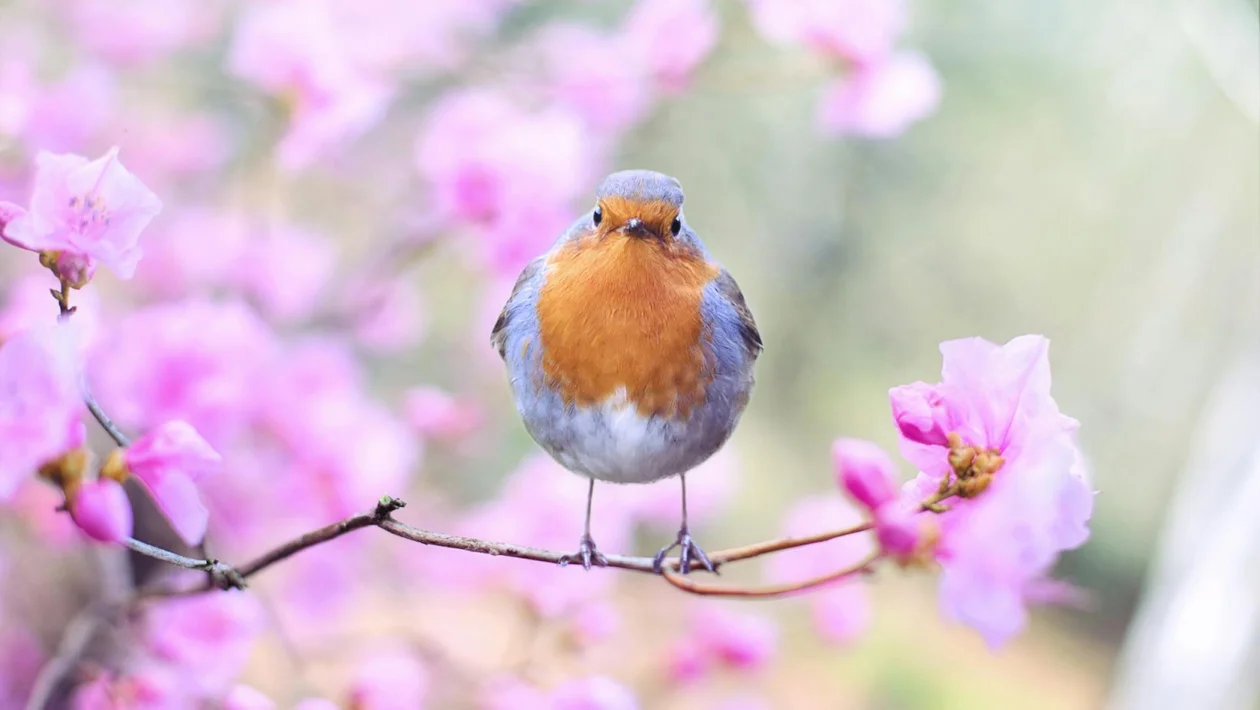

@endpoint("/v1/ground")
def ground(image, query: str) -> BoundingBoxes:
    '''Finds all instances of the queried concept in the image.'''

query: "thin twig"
[84,391,130,447]
[660,553,880,598]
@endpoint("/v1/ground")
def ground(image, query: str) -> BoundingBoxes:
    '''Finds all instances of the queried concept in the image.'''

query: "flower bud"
[70,478,133,543]
[890,381,951,446]
[833,438,898,511]
[52,251,97,289]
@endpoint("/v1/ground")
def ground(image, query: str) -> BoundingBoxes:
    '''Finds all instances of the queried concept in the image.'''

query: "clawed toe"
[559,534,608,571]
[652,527,716,575]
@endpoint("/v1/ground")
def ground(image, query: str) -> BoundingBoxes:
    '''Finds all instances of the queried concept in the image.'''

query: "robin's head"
[590,170,692,246]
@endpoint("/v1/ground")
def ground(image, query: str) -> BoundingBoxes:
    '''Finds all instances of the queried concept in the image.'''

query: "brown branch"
[661,553,880,598]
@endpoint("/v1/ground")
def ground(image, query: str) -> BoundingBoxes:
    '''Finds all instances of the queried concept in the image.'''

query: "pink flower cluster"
[747,0,941,137]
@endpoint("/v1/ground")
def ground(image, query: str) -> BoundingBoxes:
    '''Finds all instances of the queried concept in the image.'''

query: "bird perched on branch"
[491,169,762,574]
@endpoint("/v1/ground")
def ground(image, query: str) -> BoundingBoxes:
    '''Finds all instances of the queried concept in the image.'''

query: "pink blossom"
[693,605,779,670]
[746,0,907,64]
[833,437,898,510]
[143,592,264,692]
[0,323,83,500]
[349,277,428,353]
[124,420,221,545]
[22,64,117,153]
[3,147,162,279]
[333,0,510,75]
[533,23,652,133]
[890,335,1094,647]
[224,685,276,710]
[233,222,338,323]
[72,671,186,710]
[765,496,873,644]
[0,60,34,136]
[89,299,278,446]
[550,676,639,710]
[622,0,719,93]
[348,647,430,710]
[227,0,395,170]
[404,386,482,441]
[0,626,43,706]
[70,478,133,543]
[415,89,596,274]
[131,208,248,298]
[116,112,232,180]
[818,51,941,138]
[70,0,221,66]
[570,601,622,646]
[0,271,103,349]
[664,638,710,684]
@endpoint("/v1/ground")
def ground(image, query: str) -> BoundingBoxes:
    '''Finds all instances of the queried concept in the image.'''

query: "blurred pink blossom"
[117,112,232,179]
[349,277,428,353]
[891,335,1094,647]
[746,0,907,64]
[0,271,103,349]
[833,437,898,510]
[0,323,83,500]
[293,700,341,710]
[0,626,44,706]
[70,0,221,66]
[480,677,549,710]
[131,208,248,298]
[415,89,596,275]
[22,64,117,153]
[224,685,276,710]
[90,299,278,446]
[333,0,510,74]
[227,0,394,170]
[818,51,941,138]
[765,496,874,644]
[693,605,779,670]
[570,601,622,646]
[234,222,338,323]
[622,0,719,93]
[143,592,264,693]
[124,420,221,545]
[10,479,79,545]
[534,23,652,133]
[70,478,133,543]
[71,670,185,710]
[3,147,162,280]
[709,696,773,710]
[665,637,710,685]
[348,647,430,710]
[0,60,34,136]
[550,676,639,710]
[404,386,483,441]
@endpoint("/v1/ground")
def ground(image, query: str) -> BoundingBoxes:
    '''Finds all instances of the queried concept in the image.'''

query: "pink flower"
[0,201,24,236]
[348,647,430,710]
[664,638,710,684]
[22,64,117,153]
[746,0,907,64]
[550,676,639,710]
[0,323,83,500]
[70,478,133,543]
[224,685,276,710]
[404,387,483,441]
[116,112,232,180]
[70,0,221,66]
[71,670,184,710]
[833,437,898,510]
[143,592,264,692]
[131,207,248,298]
[226,0,394,170]
[818,51,941,138]
[415,89,596,275]
[89,299,278,446]
[890,335,1094,647]
[0,626,44,706]
[764,496,873,644]
[2,147,162,279]
[124,420,221,545]
[347,277,428,353]
[534,23,652,133]
[693,605,779,670]
[0,60,35,137]
[233,221,338,323]
[622,0,719,93]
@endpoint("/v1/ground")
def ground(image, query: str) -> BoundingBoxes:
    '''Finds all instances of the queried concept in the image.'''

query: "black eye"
[670,217,682,236]
[593,206,602,226]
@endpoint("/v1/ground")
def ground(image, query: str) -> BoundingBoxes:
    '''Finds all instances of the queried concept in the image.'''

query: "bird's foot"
[558,534,608,571]
[653,526,716,575]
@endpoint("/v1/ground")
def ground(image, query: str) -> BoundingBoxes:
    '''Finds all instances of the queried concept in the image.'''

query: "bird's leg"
[653,473,716,575]
[559,478,608,571]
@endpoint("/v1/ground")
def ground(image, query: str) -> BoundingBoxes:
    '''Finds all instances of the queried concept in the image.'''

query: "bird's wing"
[490,255,545,360]
[709,268,763,359]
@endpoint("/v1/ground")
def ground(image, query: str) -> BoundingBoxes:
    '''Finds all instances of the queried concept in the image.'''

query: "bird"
[491,169,762,574]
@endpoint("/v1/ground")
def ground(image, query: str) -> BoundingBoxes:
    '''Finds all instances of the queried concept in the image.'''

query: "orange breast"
[536,233,719,418]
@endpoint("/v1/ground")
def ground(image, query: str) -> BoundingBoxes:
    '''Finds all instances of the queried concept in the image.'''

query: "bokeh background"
[1,0,1257,708]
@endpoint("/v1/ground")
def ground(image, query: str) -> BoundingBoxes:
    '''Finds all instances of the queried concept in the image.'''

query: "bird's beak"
[622,217,652,239]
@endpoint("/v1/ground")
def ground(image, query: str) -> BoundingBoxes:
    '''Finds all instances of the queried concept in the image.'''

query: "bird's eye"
[593,206,603,226]
[670,217,682,236]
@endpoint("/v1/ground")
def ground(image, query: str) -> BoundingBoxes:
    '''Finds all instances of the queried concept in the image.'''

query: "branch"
[24,605,104,710]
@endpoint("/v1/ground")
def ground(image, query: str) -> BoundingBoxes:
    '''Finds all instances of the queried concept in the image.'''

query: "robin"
[491,170,762,574]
